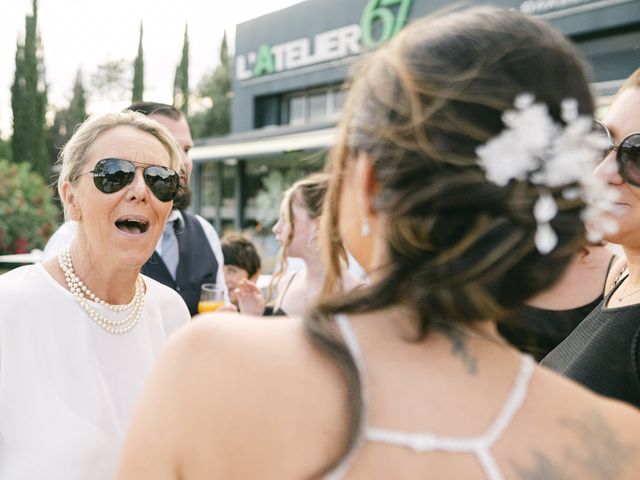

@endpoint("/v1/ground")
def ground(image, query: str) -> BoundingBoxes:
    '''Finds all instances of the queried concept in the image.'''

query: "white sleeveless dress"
[326,314,536,480]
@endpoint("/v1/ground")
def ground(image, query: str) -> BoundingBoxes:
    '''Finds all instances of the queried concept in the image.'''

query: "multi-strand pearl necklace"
[58,248,145,334]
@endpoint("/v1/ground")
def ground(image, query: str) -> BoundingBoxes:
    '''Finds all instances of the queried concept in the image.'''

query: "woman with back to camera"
[117,8,640,479]
[542,67,640,407]
[0,111,190,479]
[234,172,361,316]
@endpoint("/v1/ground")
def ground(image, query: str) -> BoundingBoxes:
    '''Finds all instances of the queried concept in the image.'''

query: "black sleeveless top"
[541,275,640,409]
[141,212,219,316]
[498,296,603,361]
[498,254,615,362]
[263,271,297,317]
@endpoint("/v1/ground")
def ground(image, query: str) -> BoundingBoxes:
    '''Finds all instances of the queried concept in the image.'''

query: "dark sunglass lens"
[144,166,179,202]
[619,134,640,187]
[94,159,135,193]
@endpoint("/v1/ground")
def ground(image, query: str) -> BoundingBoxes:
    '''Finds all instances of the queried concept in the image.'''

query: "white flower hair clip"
[476,94,618,254]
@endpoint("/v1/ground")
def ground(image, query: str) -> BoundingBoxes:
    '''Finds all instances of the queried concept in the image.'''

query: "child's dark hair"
[221,234,261,278]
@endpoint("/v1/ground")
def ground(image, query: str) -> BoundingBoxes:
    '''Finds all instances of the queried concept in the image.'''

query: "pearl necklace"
[58,248,145,334]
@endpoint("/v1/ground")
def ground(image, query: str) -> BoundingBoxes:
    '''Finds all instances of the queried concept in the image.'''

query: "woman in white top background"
[0,111,190,479]
[235,172,361,316]
[118,7,640,479]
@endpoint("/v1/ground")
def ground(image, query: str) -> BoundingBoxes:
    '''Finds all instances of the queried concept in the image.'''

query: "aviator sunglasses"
[74,158,180,202]
[594,120,640,187]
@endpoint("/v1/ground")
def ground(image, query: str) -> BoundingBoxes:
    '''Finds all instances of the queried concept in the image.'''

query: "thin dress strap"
[325,314,369,480]
[366,355,536,480]
[326,315,536,480]
[272,270,298,313]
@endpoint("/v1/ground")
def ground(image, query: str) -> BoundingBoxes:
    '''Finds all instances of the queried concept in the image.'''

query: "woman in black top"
[542,68,640,408]
[499,244,615,361]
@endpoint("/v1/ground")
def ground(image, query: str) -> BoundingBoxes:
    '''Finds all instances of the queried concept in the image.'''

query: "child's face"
[223,264,251,304]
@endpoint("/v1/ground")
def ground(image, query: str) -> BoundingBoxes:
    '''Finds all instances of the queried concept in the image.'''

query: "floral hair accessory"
[476,93,618,254]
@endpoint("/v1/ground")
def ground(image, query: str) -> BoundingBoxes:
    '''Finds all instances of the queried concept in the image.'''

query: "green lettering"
[360,0,414,49]
[253,44,275,76]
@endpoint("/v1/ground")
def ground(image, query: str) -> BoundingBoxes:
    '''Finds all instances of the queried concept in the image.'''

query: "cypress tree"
[11,40,27,160]
[47,70,87,169]
[132,22,144,103]
[173,24,190,116]
[11,0,48,181]
[69,69,88,128]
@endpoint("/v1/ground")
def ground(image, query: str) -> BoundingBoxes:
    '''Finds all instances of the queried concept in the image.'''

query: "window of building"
[289,95,306,125]
[199,162,220,223]
[254,95,282,129]
[308,92,328,122]
[283,85,346,125]
[332,89,347,116]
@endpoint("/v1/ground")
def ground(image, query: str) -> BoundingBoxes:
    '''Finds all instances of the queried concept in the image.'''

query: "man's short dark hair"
[126,102,183,121]
[221,234,261,278]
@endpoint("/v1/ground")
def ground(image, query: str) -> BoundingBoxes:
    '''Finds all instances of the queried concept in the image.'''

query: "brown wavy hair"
[305,6,595,476]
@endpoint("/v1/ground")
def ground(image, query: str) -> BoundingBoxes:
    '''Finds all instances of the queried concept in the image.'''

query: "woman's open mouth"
[115,216,150,234]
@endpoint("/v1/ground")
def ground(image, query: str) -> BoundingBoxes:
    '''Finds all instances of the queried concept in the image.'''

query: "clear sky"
[0,0,304,138]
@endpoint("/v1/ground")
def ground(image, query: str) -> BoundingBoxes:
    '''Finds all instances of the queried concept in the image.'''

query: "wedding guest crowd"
[3,6,640,480]
[116,8,640,479]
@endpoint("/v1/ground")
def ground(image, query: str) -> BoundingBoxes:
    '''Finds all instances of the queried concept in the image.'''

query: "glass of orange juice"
[198,283,225,313]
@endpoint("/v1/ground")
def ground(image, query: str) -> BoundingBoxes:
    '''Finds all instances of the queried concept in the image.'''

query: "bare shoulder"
[167,313,326,374]
[510,365,640,479]
[119,314,349,479]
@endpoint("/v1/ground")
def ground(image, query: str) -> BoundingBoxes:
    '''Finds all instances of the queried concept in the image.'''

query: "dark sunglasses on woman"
[595,120,640,187]
[73,158,180,202]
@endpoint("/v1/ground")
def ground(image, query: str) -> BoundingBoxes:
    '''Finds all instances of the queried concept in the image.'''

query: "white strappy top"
[326,314,536,480]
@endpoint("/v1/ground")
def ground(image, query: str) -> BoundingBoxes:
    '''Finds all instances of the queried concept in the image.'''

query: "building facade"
[192,0,640,234]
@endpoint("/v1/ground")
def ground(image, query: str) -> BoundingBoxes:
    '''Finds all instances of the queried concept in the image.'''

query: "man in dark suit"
[128,102,227,315]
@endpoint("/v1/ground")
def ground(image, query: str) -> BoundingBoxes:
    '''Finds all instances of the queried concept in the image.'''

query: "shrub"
[0,159,60,254]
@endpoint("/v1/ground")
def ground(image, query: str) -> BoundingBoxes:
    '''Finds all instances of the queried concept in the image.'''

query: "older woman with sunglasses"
[542,68,640,409]
[0,111,190,479]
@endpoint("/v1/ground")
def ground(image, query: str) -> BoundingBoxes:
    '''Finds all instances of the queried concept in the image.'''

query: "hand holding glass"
[198,284,225,313]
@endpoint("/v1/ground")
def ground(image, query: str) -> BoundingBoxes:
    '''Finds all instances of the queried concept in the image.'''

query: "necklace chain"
[614,270,640,303]
[58,248,144,334]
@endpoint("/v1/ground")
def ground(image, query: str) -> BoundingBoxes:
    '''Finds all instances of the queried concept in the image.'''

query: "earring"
[360,216,371,237]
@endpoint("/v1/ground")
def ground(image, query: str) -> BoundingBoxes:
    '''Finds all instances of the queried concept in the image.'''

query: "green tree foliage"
[90,58,129,104]
[189,32,231,139]
[173,24,190,116]
[11,0,49,181]
[68,69,88,126]
[132,22,144,103]
[0,159,59,254]
[0,138,11,162]
[48,70,88,168]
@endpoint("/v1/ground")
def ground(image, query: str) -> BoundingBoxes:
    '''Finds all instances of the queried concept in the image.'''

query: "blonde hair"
[267,172,345,301]
[57,110,182,218]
